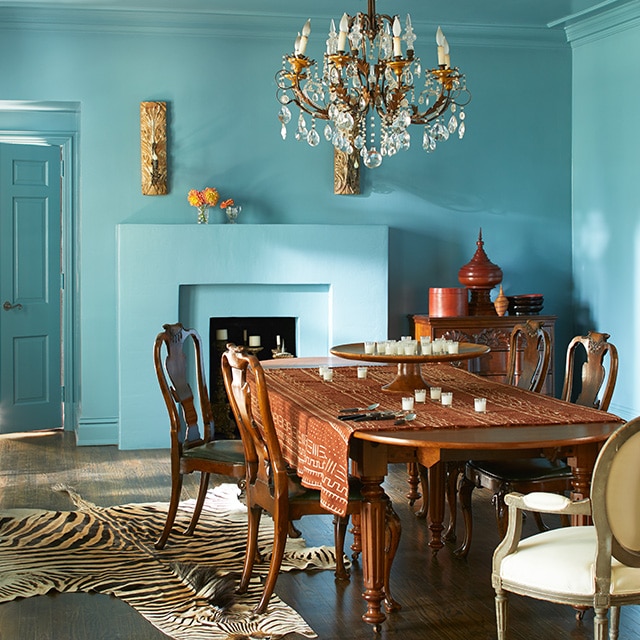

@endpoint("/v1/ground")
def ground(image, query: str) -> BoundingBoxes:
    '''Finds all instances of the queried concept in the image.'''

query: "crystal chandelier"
[276,0,471,169]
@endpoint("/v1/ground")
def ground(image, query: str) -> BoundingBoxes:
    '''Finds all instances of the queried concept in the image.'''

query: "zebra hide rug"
[0,483,341,639]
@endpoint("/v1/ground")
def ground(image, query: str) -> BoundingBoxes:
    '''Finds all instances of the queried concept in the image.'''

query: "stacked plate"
[507,294,544,316]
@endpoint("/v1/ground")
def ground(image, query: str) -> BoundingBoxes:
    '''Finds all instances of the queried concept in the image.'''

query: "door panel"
[0,143,62,433]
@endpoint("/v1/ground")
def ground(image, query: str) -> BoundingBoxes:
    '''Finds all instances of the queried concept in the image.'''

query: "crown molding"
[550,0,640,47]
[0,6,567,48]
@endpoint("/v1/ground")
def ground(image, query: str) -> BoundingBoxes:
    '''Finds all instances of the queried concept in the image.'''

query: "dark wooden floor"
[1,429,639,640]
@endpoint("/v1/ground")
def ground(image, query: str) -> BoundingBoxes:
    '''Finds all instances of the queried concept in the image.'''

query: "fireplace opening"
[209,316,297,439]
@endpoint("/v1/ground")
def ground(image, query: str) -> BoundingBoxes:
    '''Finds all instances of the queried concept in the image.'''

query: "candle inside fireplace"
[249,335,261,347]
[216,329,228,341]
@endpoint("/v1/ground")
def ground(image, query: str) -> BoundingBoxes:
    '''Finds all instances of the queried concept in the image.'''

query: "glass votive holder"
[474,397,487,413]
[430,386,442,401]
[357,366,368,379]
[364,341,375,354]
[414,388,427,403]
[385,340,397,355]
[323,368,334,382]
[404,342,418,356]
[447,341,460,354]
[421,341,433,355]
[376,341,386,355]
[402,396,415,411]
[441,391,453,407]
[420,335,432,346]
[318,365,328,377]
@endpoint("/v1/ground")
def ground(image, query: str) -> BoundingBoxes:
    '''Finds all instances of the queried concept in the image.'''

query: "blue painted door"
[0,143,62,433]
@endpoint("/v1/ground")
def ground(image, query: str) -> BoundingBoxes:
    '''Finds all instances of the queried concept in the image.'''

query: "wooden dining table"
[259,360,623,631]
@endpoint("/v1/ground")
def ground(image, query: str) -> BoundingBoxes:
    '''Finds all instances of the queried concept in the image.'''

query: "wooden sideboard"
[411,314,557,395]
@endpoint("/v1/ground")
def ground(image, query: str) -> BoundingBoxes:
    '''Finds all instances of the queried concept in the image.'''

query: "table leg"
[427,461,446,554]
[351,439,391,630]
[567,441,599,526]
[359,477,388,629]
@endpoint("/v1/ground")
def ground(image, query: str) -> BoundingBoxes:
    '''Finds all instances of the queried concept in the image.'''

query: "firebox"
[209,316,297,439]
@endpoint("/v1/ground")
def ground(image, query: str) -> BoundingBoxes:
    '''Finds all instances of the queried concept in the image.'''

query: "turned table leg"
[427,461,446,554]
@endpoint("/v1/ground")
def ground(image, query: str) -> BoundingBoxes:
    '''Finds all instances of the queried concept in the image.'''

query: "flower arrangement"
[188,187,219,224]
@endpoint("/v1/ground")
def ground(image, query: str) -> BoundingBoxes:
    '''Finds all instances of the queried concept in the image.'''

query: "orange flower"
[220,199,235,209]
[202,187,219,207]
[187,187,219,209]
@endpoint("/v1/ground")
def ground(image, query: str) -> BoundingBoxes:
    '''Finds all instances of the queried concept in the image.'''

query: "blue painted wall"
[571,8,640,420]
[0,10,582,445]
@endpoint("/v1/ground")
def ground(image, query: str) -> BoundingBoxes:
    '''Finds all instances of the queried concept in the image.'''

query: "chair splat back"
[221,344,289,492]
[561,331,618,412]
[154,323,212,448]
[505,319,551,393]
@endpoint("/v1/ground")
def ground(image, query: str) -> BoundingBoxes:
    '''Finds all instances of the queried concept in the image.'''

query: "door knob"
[2,301,23,311]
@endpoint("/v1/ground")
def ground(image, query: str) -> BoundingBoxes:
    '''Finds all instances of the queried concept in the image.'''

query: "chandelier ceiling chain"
[276,0,471,169]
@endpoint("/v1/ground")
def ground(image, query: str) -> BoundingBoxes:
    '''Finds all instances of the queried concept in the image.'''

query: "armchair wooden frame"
[492,417,640,640]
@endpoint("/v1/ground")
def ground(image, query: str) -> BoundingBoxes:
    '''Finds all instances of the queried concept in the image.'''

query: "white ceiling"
[0,0,624,29]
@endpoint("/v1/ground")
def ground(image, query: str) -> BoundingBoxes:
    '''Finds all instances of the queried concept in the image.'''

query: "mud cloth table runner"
[259,364,622,517]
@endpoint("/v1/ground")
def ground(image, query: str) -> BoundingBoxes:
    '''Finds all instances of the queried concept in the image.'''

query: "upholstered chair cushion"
[499,526,640,597]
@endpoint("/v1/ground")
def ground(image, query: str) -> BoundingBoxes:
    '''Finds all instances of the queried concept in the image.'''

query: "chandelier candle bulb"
[392,17,402,57]
[436,26,446,66]
[299,19,311,55]
[249,335,261,347]
[338,13,349,52]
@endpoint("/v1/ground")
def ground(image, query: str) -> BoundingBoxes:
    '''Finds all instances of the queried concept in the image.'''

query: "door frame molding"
[0,101,80,432]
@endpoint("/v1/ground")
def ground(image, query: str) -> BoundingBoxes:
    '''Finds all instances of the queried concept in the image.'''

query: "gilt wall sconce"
[140,101,168,195]
[334,148,360,195]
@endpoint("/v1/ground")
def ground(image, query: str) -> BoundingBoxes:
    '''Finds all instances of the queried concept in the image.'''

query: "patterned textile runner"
[261,364,622,517]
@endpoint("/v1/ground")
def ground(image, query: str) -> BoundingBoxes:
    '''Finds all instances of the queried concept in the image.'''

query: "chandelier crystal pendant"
[276,0,471,169]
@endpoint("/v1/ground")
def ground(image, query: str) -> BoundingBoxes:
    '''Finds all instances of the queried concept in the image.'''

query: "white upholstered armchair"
[491,416,640,640]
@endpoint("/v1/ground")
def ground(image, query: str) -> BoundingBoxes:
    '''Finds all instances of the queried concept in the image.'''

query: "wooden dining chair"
[221,344,400,615]
[456,330,618,558]
[153,323,246,550]
[492,416,640,640]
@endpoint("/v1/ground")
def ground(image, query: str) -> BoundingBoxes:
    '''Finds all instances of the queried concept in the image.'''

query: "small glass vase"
[197,207,209,224]
[225,205,241,224]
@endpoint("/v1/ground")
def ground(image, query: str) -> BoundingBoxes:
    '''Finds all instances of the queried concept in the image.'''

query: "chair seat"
[287,471,363,503]
[500,525,640,598]
[468,457,572,483]
[183,439,245,464]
